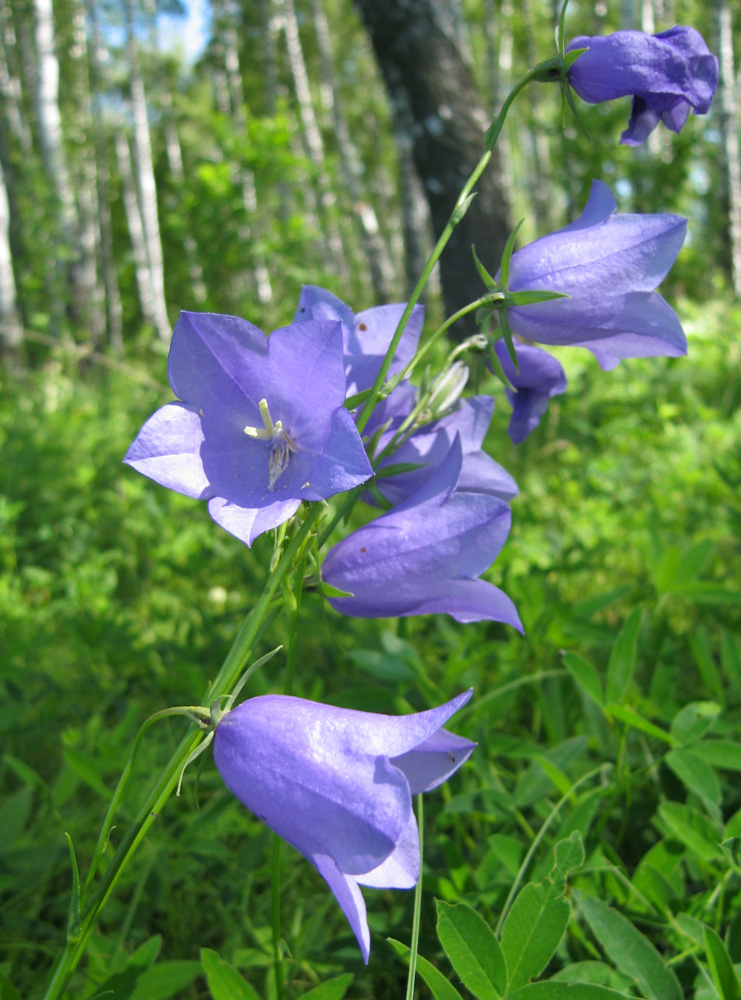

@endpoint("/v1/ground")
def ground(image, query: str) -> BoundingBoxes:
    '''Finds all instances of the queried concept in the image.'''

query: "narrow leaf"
[607,704,675,745]
[65,832,81,943]
[388,939,465,1000]
[670,702,720,746]
[704,925,741,1000]
[436,900,507,999]
[509,983,634,1000]
[606,607,641,704]
[563,653,604,707]
[301,973,354,1000]
[665,749,721,812]
[577,894,683,1000]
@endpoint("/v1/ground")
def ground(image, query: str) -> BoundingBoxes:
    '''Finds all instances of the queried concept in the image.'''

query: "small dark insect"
[447,752,456,763]
[358,322,368,331]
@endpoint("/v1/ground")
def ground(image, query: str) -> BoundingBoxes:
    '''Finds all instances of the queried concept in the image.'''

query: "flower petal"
[312,854,371,964]
[123,402,211,499]
[214,696,412,875]
[356,808,419,889]
[391,728,477,794]
[207,496,301,547]
[415,577,524,628]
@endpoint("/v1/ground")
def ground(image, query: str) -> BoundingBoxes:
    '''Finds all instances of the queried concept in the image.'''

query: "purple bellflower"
[494,341,567,444]
[323,435,522,628]
[213,690,476,962]
[375,395,518,505]
[124,311,372,546]
[567,26,718,145]
[504,180,687,371]
[294,285,424,435]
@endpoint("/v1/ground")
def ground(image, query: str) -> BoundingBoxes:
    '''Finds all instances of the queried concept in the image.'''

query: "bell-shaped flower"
[494,341,567,444]
[213,689,476,962]
[374,395,518,505]
[323,435,522,628]
[124,311,372,546]
[504,180,687,370]
[567,26,718,145]
[294,285,424,396]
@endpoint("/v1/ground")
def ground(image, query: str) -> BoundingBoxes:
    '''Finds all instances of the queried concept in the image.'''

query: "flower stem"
[405,795,424,1000]
[356,66,544,438]
[43,505,324,1000]
[271,835,285,1000]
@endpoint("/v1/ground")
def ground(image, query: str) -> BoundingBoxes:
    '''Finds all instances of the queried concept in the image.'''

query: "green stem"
[43,505,323,1000]
[405,795,424,1000]
[356,64,542,440]
[271,836,285,1000]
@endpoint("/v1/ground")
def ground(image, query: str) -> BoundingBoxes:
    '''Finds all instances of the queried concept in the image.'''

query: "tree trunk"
[115,128,156,329]
[32,0,82,335]
[0,153,21,349]
[280,0,350,282]
[310,0,395,302]
[354,0,511,335]
[124,0,171,341]
[714,0,741,296]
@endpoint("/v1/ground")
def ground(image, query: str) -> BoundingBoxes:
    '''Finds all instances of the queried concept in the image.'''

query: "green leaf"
[576,894,683,1000]
[0,972,24,1000]
[508,289,571,307]
[63,747,112,799]
[499,220,524,290]
[64,832,81,942]
[673,584,741,605]
[388,939,465,1000]
[501,883,571,991]
[720,838,741,869]
[551,832,585,888]
[563,652,604,707]
[201,948,260,1000]
[692,740,741,771]
[664,749,721,813]
[689,629,724,701]
[509,983,633,1000]
[658,802,723,862]
[704,925,741,1000]
[472,244,498,291]
[670,702,721,746]
[130,961,202,1000]
[606,704,675,745]
[550,962,633,992]
[720,630,741,686]
[436,900,507,999]
[300,973,354,1000]
[676,539,713,582]
[606,607,641,704]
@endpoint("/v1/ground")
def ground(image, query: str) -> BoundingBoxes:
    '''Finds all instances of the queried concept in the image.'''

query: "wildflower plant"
[40,4,721,999]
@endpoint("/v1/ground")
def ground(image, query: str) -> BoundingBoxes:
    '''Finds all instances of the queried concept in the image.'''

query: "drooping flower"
[503,179,687,370]
[213,690,476,962]
[323,435,522,628]
[124,311,372,546]
[374,395,518,505]
[567,27,718,145]
[494,341,567,444]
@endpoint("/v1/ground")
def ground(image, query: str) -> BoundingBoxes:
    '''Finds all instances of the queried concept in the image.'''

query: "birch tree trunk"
[714,0,741,296]
[310,0,394,302]
[124,0,170,341]
[280,0,350,282]
[115,128,156,329]
[0,153,21,349]
[212,0,272,305]
[32,0,82,334]
[88,0,123,349]
[161,91,207,305]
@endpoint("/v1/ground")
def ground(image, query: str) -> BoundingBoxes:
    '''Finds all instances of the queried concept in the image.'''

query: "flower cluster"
[123,17,717,965]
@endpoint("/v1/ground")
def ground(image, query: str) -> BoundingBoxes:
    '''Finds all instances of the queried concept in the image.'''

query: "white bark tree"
[0,153,21,348]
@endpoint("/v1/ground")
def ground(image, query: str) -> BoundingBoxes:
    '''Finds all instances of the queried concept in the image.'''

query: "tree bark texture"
[714,0,741,297]
[354,0,511,334]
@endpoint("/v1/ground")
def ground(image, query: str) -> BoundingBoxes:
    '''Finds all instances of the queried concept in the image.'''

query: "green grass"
[1,297,740,999]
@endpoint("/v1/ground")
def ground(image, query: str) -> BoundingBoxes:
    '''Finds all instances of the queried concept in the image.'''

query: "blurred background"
[1,1,741,998]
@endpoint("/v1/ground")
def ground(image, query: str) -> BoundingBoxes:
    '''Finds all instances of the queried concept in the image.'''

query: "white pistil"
[244,398,297,490]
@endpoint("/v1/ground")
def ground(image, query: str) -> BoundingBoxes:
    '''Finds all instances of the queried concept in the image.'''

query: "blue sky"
[158,0,211,62]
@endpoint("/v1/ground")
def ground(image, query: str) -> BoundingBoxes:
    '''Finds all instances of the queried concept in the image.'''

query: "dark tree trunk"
[354,0,511,334]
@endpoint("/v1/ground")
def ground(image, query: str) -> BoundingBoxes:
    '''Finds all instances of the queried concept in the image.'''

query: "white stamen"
[244,398,297,489]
